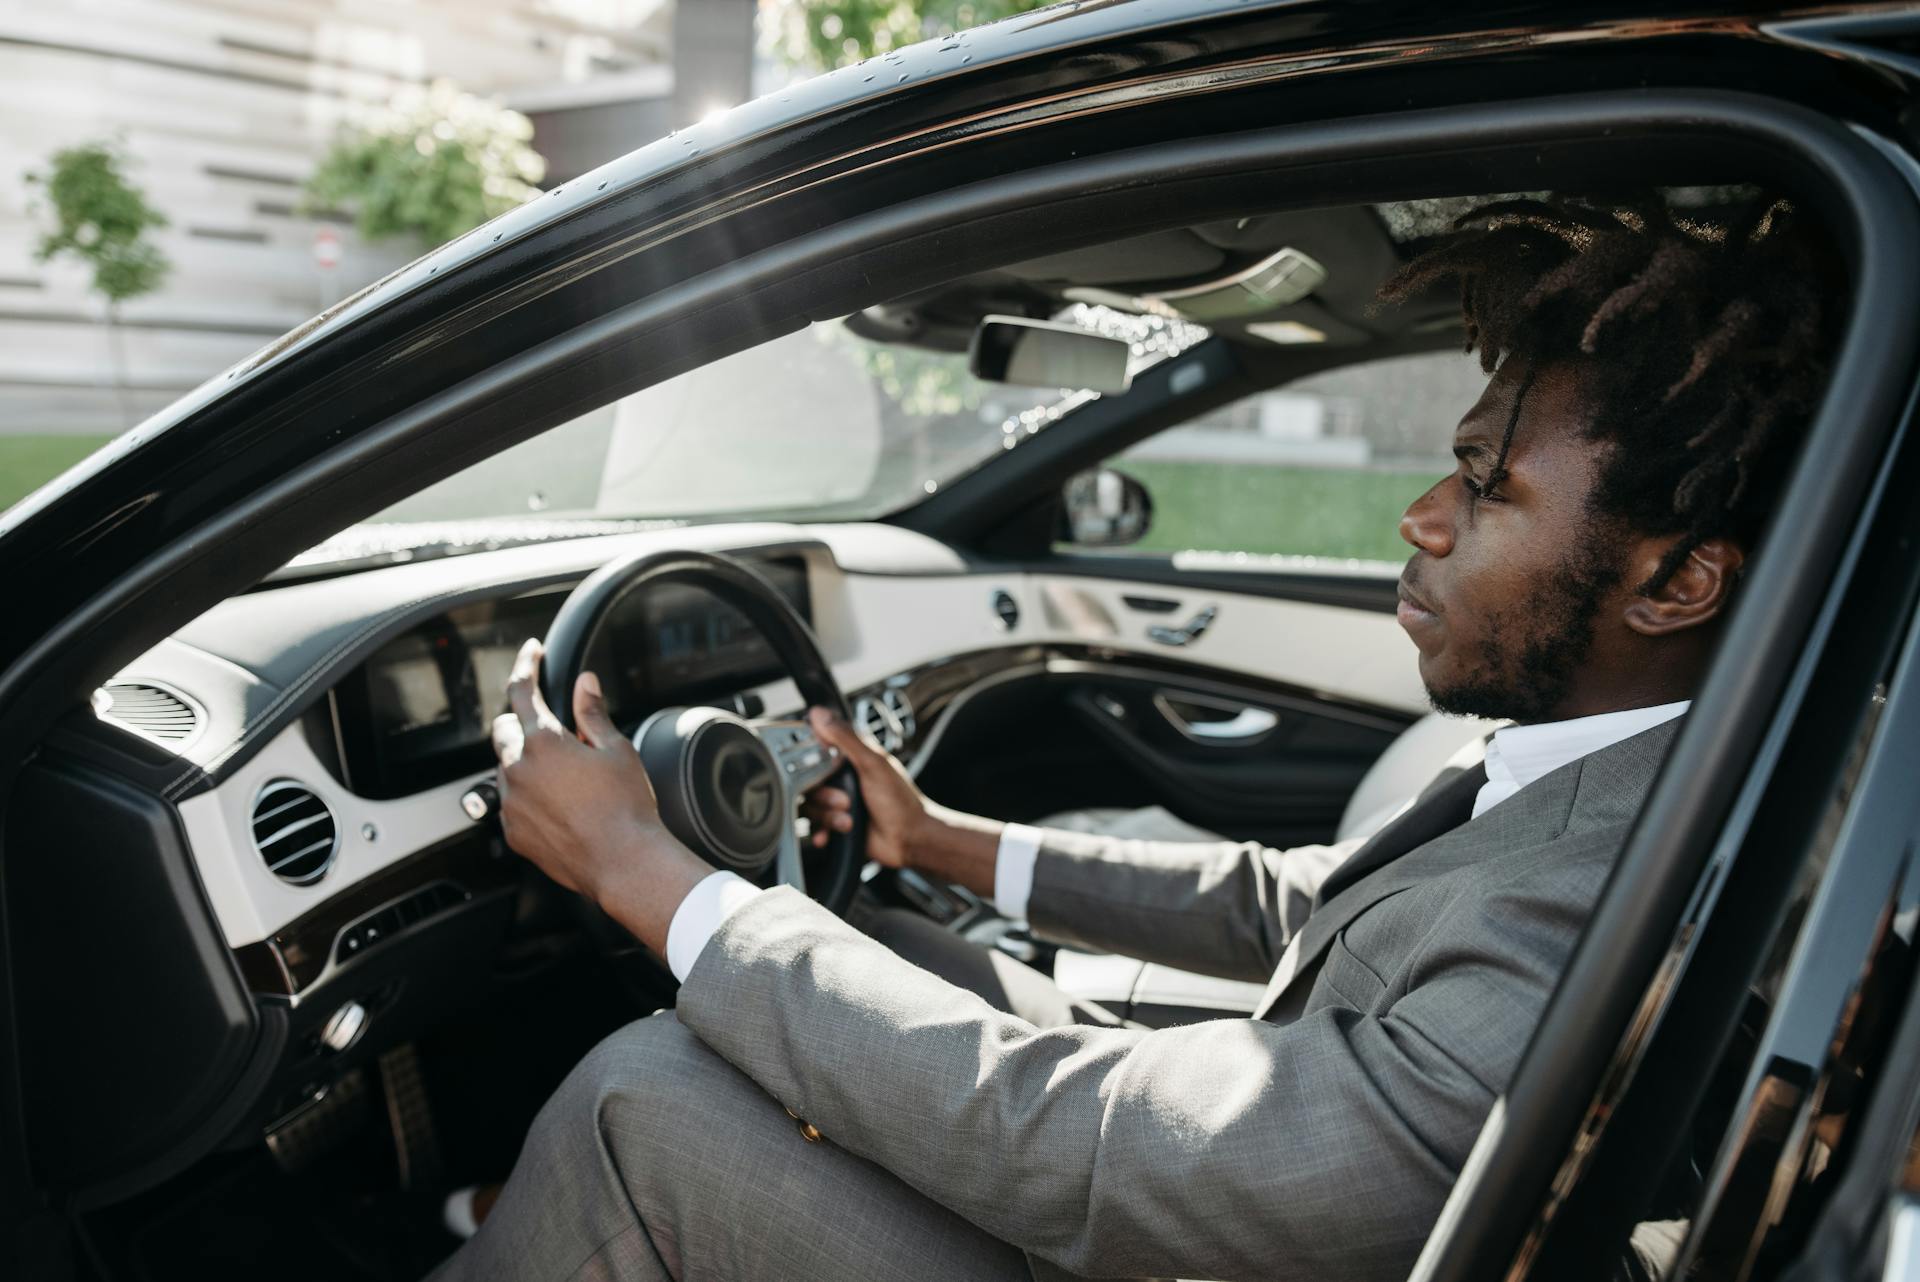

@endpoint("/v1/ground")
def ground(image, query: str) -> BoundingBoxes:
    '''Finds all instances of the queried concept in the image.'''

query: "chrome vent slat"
[270,836,337,872]
[880,688,917,742]
[255,811,331,849]
[854,691,915,755]
[254,794,322,827]
[250,780,337,885]
[95,681,203,745]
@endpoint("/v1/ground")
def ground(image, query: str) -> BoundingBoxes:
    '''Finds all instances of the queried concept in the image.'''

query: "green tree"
[766,0,1053,71]
[25,140,170,428]
[306,79,546,247]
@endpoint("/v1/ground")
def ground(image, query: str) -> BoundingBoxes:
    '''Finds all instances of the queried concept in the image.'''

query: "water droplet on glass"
[923,479,938,494]
[527,491,548,512]
[897,72,909,82]
[597,180,607,190]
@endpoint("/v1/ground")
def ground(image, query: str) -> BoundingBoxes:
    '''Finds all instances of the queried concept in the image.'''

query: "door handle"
[1147,605,1217,647]
[1152,693,1278,745]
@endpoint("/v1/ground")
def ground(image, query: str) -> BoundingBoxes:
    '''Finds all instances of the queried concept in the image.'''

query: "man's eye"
[1461,471,1503,503]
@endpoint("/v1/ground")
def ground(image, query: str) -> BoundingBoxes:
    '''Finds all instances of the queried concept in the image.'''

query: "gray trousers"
[430,910,1117,1282]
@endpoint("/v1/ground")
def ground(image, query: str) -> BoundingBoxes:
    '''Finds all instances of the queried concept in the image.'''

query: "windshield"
[295,312,1203,569]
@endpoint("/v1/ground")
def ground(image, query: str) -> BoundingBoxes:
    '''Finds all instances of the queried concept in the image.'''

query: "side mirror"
[969,315,1133,394]
[1062,468,1153,547]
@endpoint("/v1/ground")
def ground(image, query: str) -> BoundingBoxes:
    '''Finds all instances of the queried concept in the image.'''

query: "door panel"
[913,656,1405,849]
[1060,672,1395,843]
[1024,570,1426,714]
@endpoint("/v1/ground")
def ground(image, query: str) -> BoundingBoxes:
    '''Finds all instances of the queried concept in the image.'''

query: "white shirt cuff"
[992,823,1043,921]
[664,870,763,982]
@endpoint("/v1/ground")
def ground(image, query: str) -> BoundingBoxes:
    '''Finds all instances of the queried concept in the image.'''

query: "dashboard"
[330,557,810,798]
[53,520,1419,1167]
[89,522,1422,966]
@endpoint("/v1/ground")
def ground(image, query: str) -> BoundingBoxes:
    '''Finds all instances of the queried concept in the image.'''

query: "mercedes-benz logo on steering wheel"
[717,745,776,828]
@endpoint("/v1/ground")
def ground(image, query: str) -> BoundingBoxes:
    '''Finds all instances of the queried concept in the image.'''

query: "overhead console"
[330,555,811,798]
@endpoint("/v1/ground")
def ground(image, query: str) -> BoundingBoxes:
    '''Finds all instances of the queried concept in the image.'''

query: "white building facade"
[0,0,755,433]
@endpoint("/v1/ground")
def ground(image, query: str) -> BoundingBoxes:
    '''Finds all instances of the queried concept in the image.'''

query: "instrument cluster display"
[335,558,810,797]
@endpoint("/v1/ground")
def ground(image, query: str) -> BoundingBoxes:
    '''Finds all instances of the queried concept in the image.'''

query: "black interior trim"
[8,757,277,1208]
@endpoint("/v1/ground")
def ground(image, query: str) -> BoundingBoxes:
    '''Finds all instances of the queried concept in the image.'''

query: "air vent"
[853,696,905,755]
[95,682,202,746]
[990,588,1019,631]
[251,780,338,886]
[880,687,916,742]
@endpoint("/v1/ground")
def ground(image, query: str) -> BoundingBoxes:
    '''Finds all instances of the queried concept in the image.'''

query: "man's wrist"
[588,819,713,956]
[904,804,1004,899]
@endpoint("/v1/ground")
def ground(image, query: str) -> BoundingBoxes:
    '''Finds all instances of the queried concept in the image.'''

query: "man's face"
[1395,360,1628,724]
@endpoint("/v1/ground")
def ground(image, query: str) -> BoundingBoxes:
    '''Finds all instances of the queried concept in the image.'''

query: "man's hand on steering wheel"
[803,707,1007,902]
[491,638,712,954]
[802,708,930,870]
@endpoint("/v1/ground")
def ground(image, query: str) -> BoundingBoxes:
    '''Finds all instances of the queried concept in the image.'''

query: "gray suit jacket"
[675,719,1679,1282]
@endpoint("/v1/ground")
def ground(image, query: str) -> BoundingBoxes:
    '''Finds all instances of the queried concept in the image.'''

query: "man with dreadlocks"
[436,195,1832,1282]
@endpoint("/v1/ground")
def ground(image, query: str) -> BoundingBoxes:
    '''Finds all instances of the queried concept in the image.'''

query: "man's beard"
[1424,537,1625,725]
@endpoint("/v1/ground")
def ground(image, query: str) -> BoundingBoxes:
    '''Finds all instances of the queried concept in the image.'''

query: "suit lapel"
[1254,758,1579,1021]
[1251,716,1684,1021]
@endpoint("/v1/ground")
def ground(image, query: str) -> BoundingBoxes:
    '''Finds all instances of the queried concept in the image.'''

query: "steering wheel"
[538,549,866,920]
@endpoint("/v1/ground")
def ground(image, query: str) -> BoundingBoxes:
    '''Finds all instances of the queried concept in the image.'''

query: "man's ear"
[1623,536,1745,636]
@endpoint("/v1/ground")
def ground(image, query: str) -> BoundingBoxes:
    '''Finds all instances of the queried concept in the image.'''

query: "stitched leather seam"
[163,588,476,799]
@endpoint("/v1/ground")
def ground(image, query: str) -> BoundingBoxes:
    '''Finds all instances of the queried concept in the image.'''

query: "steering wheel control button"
[320,1001,368,1054]
[460,781,500,822]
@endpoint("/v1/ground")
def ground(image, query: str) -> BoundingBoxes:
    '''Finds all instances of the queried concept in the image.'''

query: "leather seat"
[1042,712,1498,1025]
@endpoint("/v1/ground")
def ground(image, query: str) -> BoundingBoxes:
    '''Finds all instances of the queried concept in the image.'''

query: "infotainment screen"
[335,558,812,797]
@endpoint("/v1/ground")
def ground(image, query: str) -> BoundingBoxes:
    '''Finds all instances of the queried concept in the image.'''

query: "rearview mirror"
[1062,468,1153,547]
[969,316,1133,394]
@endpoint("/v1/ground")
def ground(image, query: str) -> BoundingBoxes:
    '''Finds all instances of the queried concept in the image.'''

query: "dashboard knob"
[460,782,500,822]
[319,1000,368,1054]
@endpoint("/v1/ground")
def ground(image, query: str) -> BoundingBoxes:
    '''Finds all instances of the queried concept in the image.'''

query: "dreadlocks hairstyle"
[1377,192,1839,592]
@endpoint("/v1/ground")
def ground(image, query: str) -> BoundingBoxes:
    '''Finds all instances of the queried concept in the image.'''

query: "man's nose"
[1399,482,1454,557]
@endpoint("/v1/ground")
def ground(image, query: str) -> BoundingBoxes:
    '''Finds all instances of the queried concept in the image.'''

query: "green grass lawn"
[1120,459,1437,562]
[0,435,115,512]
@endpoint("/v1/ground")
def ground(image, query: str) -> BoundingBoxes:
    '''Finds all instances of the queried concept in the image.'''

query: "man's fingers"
[804,809,854,846]
[507,638,552,733]
[573,671,621,749]
[808,786,853,811]
[491,712,524,772]
[809,706,884,762]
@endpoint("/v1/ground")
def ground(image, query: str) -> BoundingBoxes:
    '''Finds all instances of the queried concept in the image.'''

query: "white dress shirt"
[1471,700,1689,820]
[660,701,1690,980]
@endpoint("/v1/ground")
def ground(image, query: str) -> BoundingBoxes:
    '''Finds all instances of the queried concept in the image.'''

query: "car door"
[916,345,1477,848]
